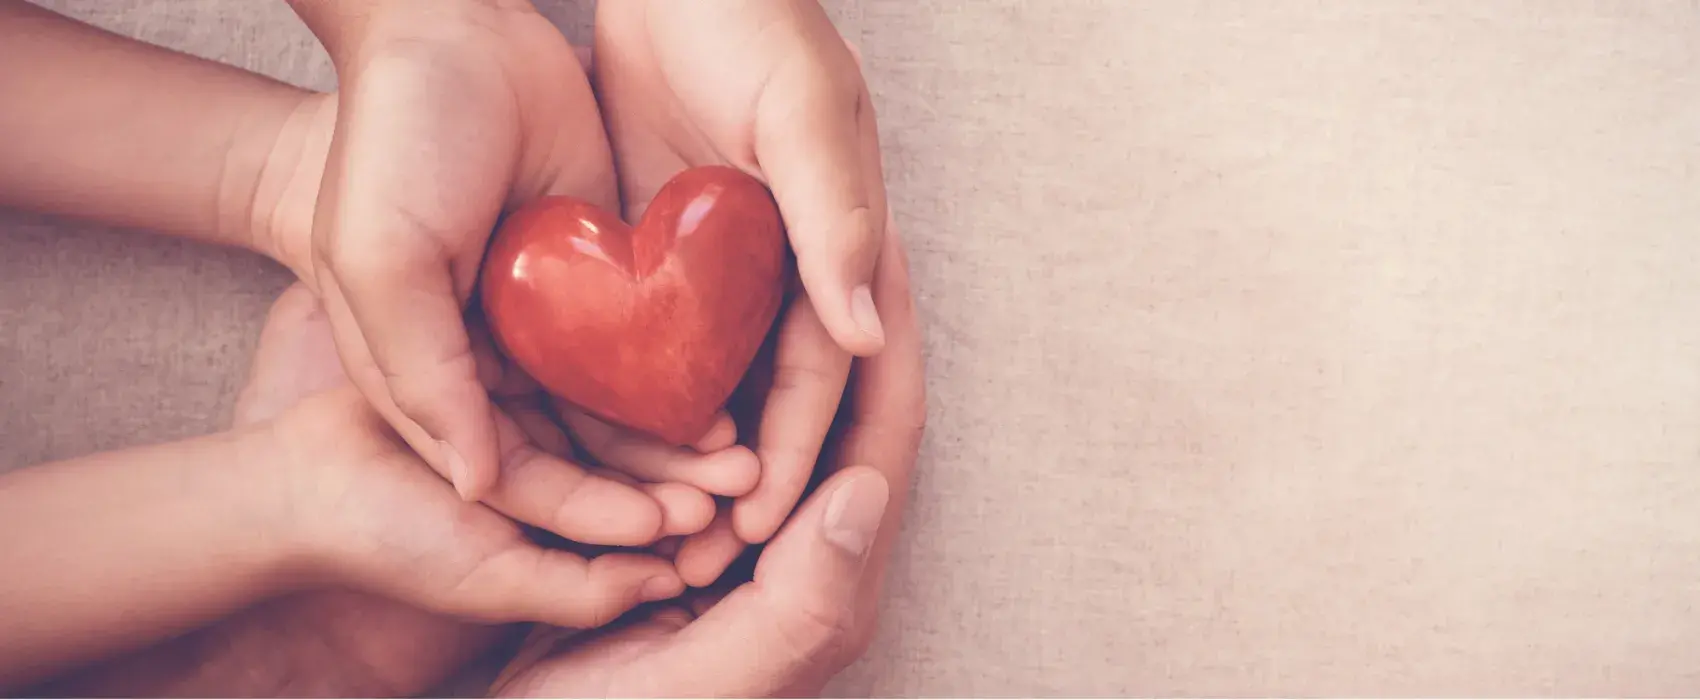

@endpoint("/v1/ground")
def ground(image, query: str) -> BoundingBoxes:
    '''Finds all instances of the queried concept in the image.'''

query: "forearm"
[0,1,310,250]
[35,592,508,698]
[0,426,306,689]
[33,601,393,698]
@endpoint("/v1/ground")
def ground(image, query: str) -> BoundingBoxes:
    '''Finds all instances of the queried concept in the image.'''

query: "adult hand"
[268,0,618,501]
[588,0,894,577]
[491,223,926,698]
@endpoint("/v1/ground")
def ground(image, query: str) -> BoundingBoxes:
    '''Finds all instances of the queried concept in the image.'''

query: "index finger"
[731,294,851,544]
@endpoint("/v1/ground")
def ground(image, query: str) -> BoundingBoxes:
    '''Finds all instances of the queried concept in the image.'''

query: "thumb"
[320,265,500,502]
[632,467,890,697]
[753,39,889,358]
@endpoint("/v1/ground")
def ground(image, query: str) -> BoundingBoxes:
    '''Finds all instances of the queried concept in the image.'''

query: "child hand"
[245,285,722,627]
[37,283,709,697]
[266,386,685,628]
[254,0,620,503]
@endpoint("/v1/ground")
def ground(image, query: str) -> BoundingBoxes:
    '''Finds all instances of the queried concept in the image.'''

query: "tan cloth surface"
[6,1,1700,695]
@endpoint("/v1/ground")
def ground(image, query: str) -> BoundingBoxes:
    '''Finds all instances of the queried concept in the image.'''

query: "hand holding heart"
[272,0,894,523]
[480,166,789,447]
[247,0,921,694]
[582,0,900,595]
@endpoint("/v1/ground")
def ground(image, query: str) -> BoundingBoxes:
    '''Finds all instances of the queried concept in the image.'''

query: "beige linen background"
[6,1,1700,696]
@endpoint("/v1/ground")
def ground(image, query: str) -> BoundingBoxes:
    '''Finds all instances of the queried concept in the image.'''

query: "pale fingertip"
[701,446,762,497]
[691,413,738,453]
[731,499,777,545]
[676,514,747,588]
[644,482,716,537]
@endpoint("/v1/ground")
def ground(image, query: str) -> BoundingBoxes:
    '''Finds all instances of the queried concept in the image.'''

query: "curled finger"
[675,508,748,588]
[481,408,665,546]
[561,404,760,497]
[590,468,716,538]
[445,545,682,629]
[732,297,852,543]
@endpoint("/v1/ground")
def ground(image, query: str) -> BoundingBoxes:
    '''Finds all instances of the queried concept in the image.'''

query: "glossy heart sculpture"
[480,166,787,445]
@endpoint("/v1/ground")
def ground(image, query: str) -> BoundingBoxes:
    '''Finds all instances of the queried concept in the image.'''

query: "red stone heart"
[480,166,788,446]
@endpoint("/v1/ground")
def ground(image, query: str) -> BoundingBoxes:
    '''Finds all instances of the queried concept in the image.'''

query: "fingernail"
[822,473,888,558]
[439,441,473,501]
[850,284,884,343]
[641,575,682,602]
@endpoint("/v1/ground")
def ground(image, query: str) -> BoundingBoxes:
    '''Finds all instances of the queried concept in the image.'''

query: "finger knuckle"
[566,560,638,629]
[770,362,843,396]
[759,442,820,486]
[383,349,482,413]
[567,595,622,630]
[776,597,855,662]
[543,463,600,531]
[439,542,524,622]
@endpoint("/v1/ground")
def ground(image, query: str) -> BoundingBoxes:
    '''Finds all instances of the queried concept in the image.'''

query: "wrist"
[226,422,326,594]
[257,389,387,586]
[242,92,335,283]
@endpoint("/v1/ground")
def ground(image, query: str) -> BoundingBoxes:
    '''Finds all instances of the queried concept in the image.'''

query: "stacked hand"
[160,0,927,695]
